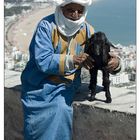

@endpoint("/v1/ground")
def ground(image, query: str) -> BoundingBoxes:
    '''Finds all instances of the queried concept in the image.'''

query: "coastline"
[6,6,55,53]
[5,4,136,54]
[4,4,136,74]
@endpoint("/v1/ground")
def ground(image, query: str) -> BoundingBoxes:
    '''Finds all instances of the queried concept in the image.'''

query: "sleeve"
[32,22,67,75]
[64,55,74,71]
[64,23,95,74]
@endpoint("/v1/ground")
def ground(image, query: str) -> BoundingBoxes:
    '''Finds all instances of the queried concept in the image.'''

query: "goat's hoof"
[106,97,112,103]
[88,96,96,101]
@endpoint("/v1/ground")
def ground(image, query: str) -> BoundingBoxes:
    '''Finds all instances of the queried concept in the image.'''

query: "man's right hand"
[73,53,95,70]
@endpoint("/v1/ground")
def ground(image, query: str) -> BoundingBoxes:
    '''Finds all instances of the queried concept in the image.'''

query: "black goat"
[83,32,117,103]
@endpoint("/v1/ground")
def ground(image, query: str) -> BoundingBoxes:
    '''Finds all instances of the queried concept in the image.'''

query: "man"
[21,0,120,139]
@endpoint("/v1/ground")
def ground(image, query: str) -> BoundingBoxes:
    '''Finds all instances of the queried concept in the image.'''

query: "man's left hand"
[106,53,120,72]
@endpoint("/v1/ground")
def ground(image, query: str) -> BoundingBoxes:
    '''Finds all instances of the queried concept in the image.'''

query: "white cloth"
[54,0,93,36]
[54,0,92,6]
[54,0,93,72]
[55,6,87,37]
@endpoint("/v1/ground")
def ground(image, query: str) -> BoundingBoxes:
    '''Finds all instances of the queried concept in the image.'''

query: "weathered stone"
[4,70,136,140]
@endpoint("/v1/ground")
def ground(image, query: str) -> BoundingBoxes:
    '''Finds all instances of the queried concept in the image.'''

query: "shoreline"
[5,5,136,54]
[6,6,55,53]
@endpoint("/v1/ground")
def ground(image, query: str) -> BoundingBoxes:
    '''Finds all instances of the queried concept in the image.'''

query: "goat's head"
[82,31,117,66]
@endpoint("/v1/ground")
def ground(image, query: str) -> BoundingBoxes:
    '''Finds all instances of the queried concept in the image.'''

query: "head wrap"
[55,0,92,6]
[54,0,93,37]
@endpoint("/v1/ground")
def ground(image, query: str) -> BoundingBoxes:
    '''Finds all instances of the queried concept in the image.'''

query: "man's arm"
[106,53,121,74]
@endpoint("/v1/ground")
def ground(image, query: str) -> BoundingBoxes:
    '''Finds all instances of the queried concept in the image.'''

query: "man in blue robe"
[21,0,121,139]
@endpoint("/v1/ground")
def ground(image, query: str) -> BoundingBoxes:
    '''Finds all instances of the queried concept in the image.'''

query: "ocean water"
[87,0,136,46]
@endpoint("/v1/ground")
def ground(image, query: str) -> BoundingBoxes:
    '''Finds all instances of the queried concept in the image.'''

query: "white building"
[129,60,136,69]
[121,57,136,71]
[110,73,130,85]
[12,47,23,62]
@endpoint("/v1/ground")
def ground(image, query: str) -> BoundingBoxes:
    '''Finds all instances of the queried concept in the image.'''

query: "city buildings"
[4,0,136,87]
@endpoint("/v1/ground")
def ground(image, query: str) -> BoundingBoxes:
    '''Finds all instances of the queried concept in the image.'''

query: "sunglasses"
[63,8,84,14]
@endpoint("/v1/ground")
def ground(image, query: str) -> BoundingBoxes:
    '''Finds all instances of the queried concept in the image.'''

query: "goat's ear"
[105,38,118,49]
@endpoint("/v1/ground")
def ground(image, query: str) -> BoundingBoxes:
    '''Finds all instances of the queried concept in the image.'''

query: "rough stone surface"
[4,70,136,140]
[73,104,136,140]
[4,87,23,140]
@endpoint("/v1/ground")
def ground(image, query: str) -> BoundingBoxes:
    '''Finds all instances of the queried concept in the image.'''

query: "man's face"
[61,3,85,21]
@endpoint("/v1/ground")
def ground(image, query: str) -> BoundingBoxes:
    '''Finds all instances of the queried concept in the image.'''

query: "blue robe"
[21,14,94,140]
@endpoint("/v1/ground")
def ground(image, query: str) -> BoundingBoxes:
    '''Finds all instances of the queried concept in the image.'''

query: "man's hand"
[73,53,95,70]
[106,53,120,72]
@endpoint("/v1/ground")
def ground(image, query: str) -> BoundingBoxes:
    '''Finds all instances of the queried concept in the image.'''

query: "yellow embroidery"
[60,36,68,54]
[89,24,94,35]
[52,28,59,49]
[65,74,75,81]
[59,54,66,75]
[69,37,76,55]
[51,23,94,82]
[47,75,70,84]
[75,29,86,45]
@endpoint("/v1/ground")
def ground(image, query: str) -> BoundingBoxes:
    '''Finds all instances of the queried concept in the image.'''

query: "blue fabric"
[21,14,93,140]
[22,83,75,140]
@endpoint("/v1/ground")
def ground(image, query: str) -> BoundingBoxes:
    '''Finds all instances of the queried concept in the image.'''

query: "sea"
[86,0,136,46]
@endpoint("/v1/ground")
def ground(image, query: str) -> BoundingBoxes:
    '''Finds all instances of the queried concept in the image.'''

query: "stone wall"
[4,87,136,140]
[73,103,136,140]
[4,87,23,140]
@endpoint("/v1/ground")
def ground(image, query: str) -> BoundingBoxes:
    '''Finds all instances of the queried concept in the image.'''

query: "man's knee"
[57,102,73,115]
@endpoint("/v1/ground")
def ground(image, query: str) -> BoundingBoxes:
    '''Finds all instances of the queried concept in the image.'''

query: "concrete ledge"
[4,87,136,140]
[74,83,136,114]
[72,84,136,140]
[73,103,136,140]
[4,70,21,88]
[4,70,136,140]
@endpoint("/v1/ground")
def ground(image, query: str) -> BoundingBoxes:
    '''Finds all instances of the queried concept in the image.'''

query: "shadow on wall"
[74,83,105,102]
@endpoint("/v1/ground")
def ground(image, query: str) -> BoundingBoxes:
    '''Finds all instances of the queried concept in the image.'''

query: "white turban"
[54,0,92,6]
[54,0,92,36]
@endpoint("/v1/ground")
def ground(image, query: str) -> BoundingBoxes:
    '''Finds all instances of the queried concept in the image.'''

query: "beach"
[6,6,55,53]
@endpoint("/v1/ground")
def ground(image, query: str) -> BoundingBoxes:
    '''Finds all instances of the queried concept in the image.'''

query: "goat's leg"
[102,68,112,103]
[89,68,98,101]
